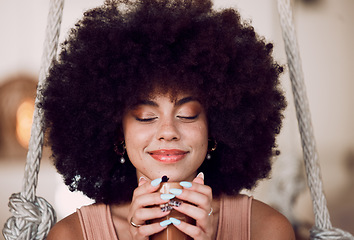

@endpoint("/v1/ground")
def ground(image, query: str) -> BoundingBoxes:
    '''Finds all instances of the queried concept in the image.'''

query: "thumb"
[193,172,204,184]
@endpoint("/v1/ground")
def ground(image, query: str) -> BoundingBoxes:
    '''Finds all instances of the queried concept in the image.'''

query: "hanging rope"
[2,0,353,239]
[276,0,354,239]
[2,0,64,239]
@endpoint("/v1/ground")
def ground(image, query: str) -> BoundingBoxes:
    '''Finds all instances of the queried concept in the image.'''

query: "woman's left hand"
[169,173,216,240]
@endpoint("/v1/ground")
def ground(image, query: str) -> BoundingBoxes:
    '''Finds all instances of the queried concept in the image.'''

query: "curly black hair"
[40,0,286,204]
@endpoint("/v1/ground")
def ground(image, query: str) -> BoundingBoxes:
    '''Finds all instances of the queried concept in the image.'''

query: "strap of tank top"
[77,203,118,240]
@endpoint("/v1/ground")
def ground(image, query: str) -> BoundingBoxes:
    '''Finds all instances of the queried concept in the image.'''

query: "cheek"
[183,123,208,150]
[189,125,208,165]
[199,125,208,145]
[124,123,153,154]
[122,119,140,154]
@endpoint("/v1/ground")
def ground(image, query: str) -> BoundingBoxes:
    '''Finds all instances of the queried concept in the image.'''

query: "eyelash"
[178,115,198,120]
[135,115,198,122]
[135,117,157,122]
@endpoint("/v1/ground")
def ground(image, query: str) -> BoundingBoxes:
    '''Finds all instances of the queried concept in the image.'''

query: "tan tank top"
[77,194,252,240]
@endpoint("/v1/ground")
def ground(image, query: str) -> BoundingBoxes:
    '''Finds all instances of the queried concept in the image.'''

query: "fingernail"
[160,219,172,227]
[151,178,162,187]
[179,181,192,188]
[196,172,204,180]
[169,199,181,207]
[169,188,182,196]
[161,205,173,212]
[139,176,147,182]
[169,217,181,226]
[160,193,175,200]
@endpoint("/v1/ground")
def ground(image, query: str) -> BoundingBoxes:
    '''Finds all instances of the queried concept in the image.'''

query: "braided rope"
[2,0,352,239]
[276,0,354,239]
[2,0,65,239]
[311,227,354,240]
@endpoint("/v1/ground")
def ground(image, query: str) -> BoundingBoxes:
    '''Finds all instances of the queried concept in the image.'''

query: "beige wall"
[1,0,353,239]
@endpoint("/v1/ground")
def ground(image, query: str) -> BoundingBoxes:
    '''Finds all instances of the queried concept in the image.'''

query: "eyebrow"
[136,99,159,107]
[135,96,197,108]
[175,96,196,106]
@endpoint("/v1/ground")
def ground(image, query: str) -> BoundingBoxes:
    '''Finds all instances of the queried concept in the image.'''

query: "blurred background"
[0,0,353,239]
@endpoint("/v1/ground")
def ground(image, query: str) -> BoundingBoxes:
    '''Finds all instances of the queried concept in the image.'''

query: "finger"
[131,206,171,224]
[132,177,162,200]
[179,181,212,197]
[192,172,204,184]
[132,191,175,213]
[169,217,207,240]
[170,185,212,210]
[132,221,172,238]
[171,201,209,227]
[138,176,147,186]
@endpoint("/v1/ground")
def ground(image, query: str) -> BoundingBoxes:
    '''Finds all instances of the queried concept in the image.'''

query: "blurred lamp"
[16,99,35,149]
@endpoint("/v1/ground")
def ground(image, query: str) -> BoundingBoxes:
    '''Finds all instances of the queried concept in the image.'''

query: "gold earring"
[206,139,217,160]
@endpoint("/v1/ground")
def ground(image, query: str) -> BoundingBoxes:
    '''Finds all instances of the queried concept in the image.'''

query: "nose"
[156,117,180,141]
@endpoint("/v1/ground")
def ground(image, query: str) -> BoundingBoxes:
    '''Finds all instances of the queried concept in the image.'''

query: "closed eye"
[135,117,158,122]
[177,115,198,120]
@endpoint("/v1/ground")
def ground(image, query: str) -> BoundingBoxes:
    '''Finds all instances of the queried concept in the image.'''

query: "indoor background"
[0,0,353,239]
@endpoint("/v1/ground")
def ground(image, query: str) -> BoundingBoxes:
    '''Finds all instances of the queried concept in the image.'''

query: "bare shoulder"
[46,212,84,240]
[250,199,295,240]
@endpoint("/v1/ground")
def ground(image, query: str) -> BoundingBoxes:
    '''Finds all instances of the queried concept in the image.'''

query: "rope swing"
[2,0,64,239]
[2,0,353,239]
[276,0,353,239]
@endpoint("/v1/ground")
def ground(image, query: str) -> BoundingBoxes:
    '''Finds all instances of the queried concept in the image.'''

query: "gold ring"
[208,207,213,216]
[130,217,142,228]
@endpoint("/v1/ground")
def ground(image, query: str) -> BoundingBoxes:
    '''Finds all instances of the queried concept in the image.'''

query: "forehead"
[124,79,205,111]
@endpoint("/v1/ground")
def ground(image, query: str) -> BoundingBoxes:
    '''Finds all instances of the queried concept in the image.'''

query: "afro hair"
[40,0,286,204]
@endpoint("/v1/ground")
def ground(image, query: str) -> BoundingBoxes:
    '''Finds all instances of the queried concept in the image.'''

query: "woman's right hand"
[128,177,173,240]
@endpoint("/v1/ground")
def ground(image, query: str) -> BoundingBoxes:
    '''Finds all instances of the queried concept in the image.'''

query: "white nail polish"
[139,176,147,182]
[197,172,204,180]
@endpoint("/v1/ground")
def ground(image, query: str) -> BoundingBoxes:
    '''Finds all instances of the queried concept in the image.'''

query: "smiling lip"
[148,149,189,163]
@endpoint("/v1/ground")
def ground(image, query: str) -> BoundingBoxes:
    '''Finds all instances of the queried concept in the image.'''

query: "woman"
[42,0,295,239]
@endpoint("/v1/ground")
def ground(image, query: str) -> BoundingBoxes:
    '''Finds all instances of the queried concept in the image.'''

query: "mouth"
[148,149,189,163]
